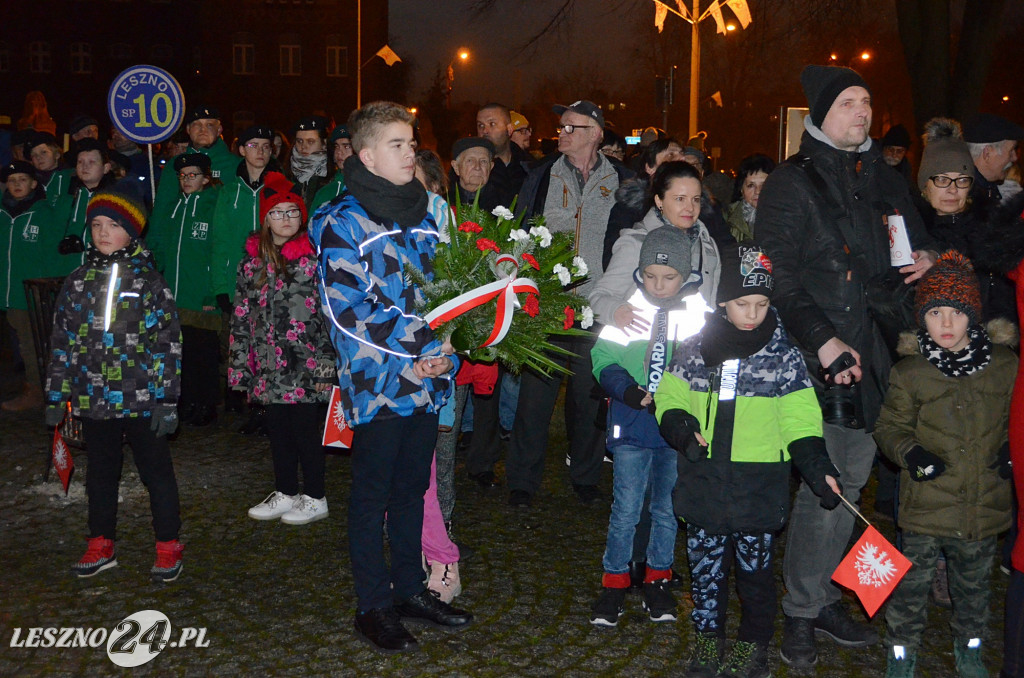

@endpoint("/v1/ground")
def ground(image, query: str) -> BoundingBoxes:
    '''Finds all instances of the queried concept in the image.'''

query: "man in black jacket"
[757,65,936,669]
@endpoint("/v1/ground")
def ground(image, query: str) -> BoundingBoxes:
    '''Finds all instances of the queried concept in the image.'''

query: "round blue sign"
[107,65,185,144]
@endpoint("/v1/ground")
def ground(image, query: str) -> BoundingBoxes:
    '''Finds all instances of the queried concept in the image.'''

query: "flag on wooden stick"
[832,525,912,617]
[51,425,74,494]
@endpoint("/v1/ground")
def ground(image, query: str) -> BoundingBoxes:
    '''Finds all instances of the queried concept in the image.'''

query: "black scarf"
[343,155,427,228]
[699,309,778,368]
[917,325,992,377]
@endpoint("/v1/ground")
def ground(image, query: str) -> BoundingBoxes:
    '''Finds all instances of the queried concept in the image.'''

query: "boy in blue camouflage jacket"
[309,101,470,654]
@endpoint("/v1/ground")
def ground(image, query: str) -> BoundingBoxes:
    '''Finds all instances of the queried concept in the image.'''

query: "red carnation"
[476,238,500,253]
[523,293,540,318]
[459,221,483,233]
[521,253,540,270]
[563,305,575,329]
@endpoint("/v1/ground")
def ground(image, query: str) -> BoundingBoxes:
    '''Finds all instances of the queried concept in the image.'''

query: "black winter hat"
[716,242,775,304]
[68,114,98,136]
[186,105,220,124]
[963,113,1024,144]
[800,65,870,128]
[173,153,212,173]
[881,124,911,149]
[24,130,59,153]
[1,160,36,183]
[451,136,495,161]
[293,115,329,136]
[236,125,274,148]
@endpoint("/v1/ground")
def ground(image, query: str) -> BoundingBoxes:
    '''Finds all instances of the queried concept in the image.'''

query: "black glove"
[990,441,1013,480]
[660,409,707,462]
[44,405,65,428]
[216,293,234,315]
[622,386,648,411]
[789,436,843,509]
[151,404,178,438]
[904,445,946,482]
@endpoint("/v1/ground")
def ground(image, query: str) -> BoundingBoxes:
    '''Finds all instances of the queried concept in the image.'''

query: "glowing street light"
[446,48,471,109]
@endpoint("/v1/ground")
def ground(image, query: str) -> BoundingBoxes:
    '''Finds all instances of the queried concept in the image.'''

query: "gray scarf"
[290,150,327,185]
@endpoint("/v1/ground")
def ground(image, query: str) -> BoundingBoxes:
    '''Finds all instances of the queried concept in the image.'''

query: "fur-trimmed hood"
[614,176,649,213]
[896,317,1019,356]
[244,232,315,259]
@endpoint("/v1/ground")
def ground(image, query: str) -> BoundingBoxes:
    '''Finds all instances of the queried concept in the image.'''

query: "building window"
[280,43,301,76]
[233,34,254,75]
[326,39,347,77]
[30,42,51,74]
[110,43,134,60]
[0,42,9,74]
[70,42,93,74]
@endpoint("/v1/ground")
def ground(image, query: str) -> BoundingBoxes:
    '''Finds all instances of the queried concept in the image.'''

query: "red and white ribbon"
[425,254,539,347]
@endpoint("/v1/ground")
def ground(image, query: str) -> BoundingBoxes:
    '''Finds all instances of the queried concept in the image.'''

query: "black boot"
[239,405,266,435]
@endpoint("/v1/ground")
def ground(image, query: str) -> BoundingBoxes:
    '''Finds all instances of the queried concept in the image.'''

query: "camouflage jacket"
[228,234,336,404]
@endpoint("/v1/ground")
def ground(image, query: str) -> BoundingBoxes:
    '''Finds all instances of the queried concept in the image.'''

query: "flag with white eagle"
[832,525,912,617]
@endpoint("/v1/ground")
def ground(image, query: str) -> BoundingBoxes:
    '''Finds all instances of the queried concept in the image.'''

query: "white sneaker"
[280,494,329,525]
[248,491,298,521]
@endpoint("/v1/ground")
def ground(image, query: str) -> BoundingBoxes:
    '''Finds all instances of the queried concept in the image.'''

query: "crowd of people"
[2,62,1024,677]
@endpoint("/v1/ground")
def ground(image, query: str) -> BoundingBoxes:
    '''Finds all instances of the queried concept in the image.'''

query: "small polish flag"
[321,386,354,449]
[832,525,912,617]
[52,426,74,494]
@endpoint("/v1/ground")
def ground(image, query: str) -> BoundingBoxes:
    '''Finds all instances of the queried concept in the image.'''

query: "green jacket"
[210,165,264,297]
[309,170,345,214]
[42,169,73,206]
[152,139,237,234]
[0,193,65,309]
[656,317,824,533]
[147,185,222,315]
[874,325,1017,540]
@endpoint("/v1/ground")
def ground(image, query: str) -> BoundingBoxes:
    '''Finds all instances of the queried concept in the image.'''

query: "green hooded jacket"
[0,193,66,310]
[148,185,222,315]
[309,170,345,214]
[152,138,237,230]
[210,163,265,297]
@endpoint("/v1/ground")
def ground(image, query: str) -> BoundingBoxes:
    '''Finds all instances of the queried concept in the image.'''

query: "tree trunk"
[951,0,1007,122]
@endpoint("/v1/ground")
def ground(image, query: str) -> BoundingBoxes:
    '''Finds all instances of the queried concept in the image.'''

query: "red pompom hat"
[259,171,308,225]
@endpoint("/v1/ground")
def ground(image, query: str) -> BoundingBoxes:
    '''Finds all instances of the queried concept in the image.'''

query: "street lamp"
[445,49,470,109]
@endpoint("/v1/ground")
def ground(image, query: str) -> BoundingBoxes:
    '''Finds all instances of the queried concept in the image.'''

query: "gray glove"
[45,405,65,428]
[151,404,178,437]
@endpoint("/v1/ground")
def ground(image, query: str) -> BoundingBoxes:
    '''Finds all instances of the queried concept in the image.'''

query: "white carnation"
[572,255,589,277]
[553,263,572,286]
[508,228,530,243]
[581,306,594,329]
[438,224,451,244]
[530,225,552,247]
[491,205,515,221]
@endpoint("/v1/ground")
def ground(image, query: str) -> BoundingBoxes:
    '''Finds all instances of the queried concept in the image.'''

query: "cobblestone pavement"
[0,358,1009,677]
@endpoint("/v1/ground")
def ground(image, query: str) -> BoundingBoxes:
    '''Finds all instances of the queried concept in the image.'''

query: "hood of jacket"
[896,317,1018,356]
[614,176,649,214]
[244,232,315,260]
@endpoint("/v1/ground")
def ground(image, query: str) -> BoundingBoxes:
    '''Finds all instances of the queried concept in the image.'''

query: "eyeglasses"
[930,175,974,189]
[267,208,303,220]
[557,124,594,135]
[245,142,272,152]
[513,127,532,134]
[178,172,204,180]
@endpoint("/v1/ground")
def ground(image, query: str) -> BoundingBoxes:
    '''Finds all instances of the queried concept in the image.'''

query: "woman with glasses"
[229,172,336,526]
[917,118,1015,323]
[147,153,223,426]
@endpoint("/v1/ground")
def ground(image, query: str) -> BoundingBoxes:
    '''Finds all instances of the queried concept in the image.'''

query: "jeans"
[506,331,605,494]
[348,413,437,612]
[782,423,877,618]
[82,416,181,542]
[499,372,520,431]
[602,445,677,573]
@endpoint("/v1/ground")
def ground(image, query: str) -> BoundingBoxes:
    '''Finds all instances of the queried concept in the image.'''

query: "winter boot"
[151,540,184,582]
[717,640,770,678]
[685,632,724,677]
[71,537,117,578]
[954,638,989,678]
[886,645,918,678]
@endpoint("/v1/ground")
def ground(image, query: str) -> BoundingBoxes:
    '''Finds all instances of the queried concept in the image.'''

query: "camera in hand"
[58,235,85,255]
[819,350,861,428]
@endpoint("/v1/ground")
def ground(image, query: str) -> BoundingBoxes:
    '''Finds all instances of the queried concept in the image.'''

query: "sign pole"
[147,144,156,204]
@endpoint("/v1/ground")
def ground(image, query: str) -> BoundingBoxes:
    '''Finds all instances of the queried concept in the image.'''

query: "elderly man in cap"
[152,105,236,228]
[504,100,634,508]
[310,125,353,212]
[756,65,937,669]
[0,160,64,410]
[448,136,497,209]
[964,113,1023,207]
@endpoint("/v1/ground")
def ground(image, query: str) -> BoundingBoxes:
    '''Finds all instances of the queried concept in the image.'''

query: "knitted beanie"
[881,124,911,148]
[259,171,307,225]
[915,250,982,326]
[87,185,147,239]
[917,118,975,191]
[638,225,693,278]
[716,242,775,304]
[800,65,870,127]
